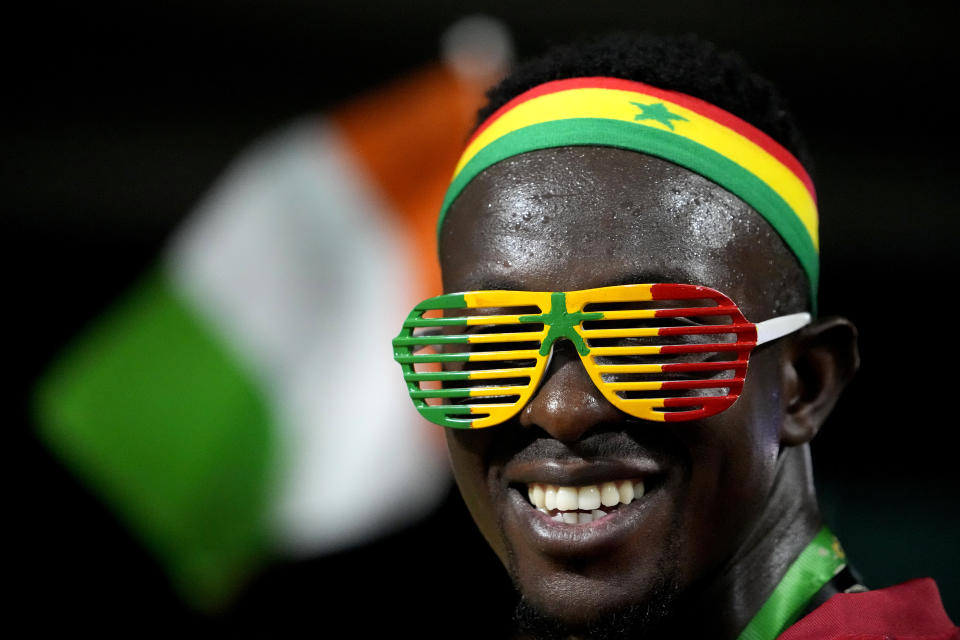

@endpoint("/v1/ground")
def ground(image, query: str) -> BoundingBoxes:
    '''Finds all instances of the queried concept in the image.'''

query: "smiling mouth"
[525,479,646,524]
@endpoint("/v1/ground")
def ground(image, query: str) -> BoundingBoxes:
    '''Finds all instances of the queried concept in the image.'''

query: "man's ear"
[780,317,859,446]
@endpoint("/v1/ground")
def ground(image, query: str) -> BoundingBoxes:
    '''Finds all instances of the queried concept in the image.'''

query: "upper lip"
[500,431,670,486]
[504,457,662,486]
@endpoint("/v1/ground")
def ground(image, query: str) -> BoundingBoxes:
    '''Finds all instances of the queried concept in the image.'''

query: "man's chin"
[511,579,679,640]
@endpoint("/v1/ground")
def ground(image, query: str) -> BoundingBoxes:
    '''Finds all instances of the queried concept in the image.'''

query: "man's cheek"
[446,431,510,561]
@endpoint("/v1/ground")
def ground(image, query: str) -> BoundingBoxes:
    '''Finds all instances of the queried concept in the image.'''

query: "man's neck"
[675,444,823,639]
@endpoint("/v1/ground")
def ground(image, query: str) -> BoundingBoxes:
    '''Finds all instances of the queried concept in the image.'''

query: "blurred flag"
[33,17,512,610]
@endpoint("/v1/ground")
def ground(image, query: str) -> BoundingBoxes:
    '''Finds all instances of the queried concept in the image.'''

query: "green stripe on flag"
[33,271,275,610]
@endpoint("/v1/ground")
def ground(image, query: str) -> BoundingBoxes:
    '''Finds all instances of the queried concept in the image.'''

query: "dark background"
[11,0,958,634]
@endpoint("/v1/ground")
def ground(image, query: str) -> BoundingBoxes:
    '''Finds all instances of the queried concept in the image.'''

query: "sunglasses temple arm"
[755,312,812,346]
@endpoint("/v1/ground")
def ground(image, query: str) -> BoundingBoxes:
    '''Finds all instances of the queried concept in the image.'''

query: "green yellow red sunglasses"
[392,284,810,429]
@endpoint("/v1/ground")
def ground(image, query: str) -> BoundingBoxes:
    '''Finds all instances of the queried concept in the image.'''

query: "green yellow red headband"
[437,77,819,305]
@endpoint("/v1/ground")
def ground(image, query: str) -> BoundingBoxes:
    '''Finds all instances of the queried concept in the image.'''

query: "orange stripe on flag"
[332,64,492,450]
[332,64,489,299]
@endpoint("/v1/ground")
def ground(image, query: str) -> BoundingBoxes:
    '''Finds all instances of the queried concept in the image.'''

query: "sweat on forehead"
[439,147,808,319]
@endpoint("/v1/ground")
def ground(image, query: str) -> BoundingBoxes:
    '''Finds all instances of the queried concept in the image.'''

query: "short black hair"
[477,32,812,173]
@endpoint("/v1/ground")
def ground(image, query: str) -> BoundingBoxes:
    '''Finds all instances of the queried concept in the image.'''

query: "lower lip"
[505,484,662,557]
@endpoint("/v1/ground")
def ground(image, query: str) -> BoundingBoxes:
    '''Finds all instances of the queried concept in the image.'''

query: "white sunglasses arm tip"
[755,312,812,345]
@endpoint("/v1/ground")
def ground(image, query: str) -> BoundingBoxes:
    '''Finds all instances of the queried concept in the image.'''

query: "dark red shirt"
[779,578,959,640]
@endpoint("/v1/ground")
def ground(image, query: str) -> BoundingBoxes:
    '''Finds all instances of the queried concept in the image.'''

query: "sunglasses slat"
[402,313,544,329]
[582,309,658,321]
[404,316,471,328]
[396,348,543,364]
[394,334,470,346]
[662,396,736,409]
[469,386,530,397]
[615,398,669,407]
[467,331,547,343]
[465,349,542,362]
[418,405,476,421]
[605,378,742,391]
[588,305,738,322]
[659,378,742,390]
[466,314,542,325]
[588,344,754,356]
[594,361,744,374]
[657,324,753,336]
[661,361,747,372]
[588,345,663,357]
[404,367,536,382]
[461,367,537,379]
[604,381,671,391]
[411,386,526,399]
[651,305,739,318]
[578,327,662,339]
[403,370,471,382]
[594,363,664,373]
[394,353,471,364]
[411,388,473,399]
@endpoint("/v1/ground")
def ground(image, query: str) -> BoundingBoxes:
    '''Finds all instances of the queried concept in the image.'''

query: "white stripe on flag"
[168,119,449,555]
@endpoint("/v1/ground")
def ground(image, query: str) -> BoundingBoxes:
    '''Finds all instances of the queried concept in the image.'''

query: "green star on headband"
[631,101,688,130]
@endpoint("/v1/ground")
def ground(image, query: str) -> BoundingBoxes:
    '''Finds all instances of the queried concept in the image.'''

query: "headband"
[437,77,819,307]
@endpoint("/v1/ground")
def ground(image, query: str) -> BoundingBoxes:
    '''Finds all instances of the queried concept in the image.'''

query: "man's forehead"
[440,147,802,319]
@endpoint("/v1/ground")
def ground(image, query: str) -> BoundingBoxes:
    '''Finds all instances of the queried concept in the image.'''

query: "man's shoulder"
[779,578,958,640]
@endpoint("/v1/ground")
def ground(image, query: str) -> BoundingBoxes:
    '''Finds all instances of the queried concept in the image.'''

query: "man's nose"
[518,339,622,442]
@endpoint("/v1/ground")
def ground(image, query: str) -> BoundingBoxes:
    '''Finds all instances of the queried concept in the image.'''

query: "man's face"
[439,146,805,626]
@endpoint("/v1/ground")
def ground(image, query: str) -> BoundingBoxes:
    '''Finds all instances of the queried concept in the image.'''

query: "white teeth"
[544,485,557,511]
[526,478,648,523]
[600,481,620,507]
[531,484,545,509]
[556,486,578,511]
[578,485,601,511]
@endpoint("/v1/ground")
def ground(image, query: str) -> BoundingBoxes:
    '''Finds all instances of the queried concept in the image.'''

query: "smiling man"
[393,34,958,639]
